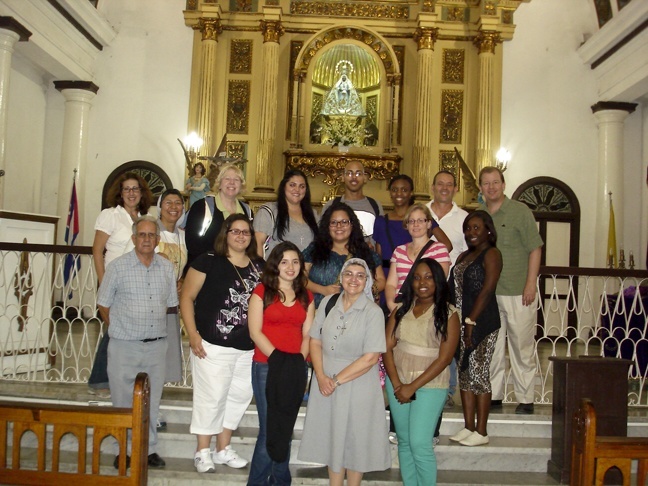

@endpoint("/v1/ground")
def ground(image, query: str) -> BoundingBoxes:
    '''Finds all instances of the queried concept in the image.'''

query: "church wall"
[501,0,602,268]
[79,0,193,244]
[622,106,645,268]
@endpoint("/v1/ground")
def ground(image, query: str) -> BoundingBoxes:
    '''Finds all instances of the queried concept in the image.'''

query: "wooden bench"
[0,372,150,485]
[571,398,648,486]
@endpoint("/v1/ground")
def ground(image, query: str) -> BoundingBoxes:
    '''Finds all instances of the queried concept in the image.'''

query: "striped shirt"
[390,242,451,292]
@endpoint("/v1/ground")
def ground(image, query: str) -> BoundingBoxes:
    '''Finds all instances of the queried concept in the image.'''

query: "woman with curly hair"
[247,241,315,485]
[254,169,319,258]
[302,201,385,308]
[88,171,153,396]
[383,258,460,485]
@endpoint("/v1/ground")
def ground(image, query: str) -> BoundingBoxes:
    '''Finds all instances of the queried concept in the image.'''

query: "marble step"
[5,449,562,485]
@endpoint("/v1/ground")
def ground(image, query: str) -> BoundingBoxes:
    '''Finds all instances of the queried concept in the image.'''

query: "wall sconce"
[495,147,511,172]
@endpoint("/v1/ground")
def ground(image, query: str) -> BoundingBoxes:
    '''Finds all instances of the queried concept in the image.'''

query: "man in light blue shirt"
[98,215,178,469]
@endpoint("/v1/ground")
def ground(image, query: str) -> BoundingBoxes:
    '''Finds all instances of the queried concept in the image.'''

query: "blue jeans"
[247,362,291,486]
[448,357,457,396]
[88,333,109,389]
[386,378,446,486]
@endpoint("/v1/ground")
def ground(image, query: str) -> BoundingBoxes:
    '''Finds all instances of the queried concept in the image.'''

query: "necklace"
[230,259,259,292]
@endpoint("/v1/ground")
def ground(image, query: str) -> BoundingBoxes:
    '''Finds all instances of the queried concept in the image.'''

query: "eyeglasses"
[122,186,141,193]
[407,218,429,226]
[329,219,351,227]
[344,170,365,178]
[341,271,367,280]
[228,229,251,236]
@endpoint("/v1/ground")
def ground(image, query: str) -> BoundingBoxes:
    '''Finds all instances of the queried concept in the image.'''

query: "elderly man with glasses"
[97,215,178,470]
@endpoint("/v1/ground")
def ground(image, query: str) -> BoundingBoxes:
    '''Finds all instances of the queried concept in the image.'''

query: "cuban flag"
[63,180,80,294]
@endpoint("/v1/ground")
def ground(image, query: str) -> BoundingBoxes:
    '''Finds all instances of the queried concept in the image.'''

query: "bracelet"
[464,317,476,326]
[333,373,341,387]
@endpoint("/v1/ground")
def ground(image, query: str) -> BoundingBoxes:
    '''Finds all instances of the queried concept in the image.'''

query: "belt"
[167,306,178,315]
[141,336,166,343]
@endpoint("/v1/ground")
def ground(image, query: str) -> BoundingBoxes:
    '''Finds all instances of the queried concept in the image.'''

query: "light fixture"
[495,147,511,172]
[178,132,204,173]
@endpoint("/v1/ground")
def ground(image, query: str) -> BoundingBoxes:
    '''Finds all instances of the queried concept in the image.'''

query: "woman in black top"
[180,214,264,472]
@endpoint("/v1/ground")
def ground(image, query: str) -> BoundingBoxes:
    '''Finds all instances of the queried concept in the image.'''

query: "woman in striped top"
[385,204,450,313]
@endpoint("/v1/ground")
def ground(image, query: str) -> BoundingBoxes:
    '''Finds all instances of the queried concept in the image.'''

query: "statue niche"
[309,44,381,149]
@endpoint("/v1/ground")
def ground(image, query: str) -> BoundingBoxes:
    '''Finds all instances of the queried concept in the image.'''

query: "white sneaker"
[449,427,473,442]
[212,445,248,468]
[194,448,215,473]
[388,432,398,445]
[459,431,489,447]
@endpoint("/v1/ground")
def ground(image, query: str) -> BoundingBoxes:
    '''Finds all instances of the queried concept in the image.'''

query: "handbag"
[394,239,435,303]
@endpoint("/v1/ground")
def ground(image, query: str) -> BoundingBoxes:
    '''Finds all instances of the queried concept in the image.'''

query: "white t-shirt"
[94,205,139,266]
[426,201,469,265]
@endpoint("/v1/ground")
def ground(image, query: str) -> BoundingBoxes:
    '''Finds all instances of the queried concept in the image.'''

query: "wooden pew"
[0,372,150,485]
[571,398,648,486]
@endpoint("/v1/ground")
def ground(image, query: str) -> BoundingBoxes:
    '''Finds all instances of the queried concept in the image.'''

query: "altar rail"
[0,243,646,405]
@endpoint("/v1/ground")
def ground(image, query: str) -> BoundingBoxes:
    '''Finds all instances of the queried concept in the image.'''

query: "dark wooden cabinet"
[547,356,631,483]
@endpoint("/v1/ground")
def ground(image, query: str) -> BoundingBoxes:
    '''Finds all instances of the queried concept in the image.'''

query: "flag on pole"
[606,193,617,268]
[63,179,80,294]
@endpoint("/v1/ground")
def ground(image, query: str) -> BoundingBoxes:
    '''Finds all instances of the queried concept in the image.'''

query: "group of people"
[90,157,542,486]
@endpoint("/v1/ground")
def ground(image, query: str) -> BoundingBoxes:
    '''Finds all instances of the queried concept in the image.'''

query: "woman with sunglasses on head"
[180,214,264,473]
[383,258,460,485]
[253,169,319,258]
[299,258,391,485]
[247,241,315,485]
[384,204,451,314]
[88,172,153,397]
[302,201,385,308]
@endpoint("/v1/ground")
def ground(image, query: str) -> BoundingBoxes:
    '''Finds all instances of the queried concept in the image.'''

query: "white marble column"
[591,101,637,267]
[0,18,31,209]
[254,18,284,193]
[412,27,438,201]
[196,18,221,157]
[474,30,501,175]
[54,82,99,244]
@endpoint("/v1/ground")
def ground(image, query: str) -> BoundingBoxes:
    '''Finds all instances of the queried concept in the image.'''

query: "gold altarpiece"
[182,0,525,210]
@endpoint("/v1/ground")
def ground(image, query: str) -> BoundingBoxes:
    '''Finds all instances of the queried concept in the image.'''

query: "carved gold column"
[254,18,284,193]
[195,18,221,157]
[412,27,438,201]
[474,30,501,174]
[389,73,401,152]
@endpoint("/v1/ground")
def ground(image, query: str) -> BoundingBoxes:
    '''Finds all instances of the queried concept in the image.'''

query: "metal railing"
[0,243,646,405]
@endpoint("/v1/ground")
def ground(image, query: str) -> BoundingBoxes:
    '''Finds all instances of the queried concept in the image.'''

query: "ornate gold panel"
[230,40,253,74]
[445,7,468,22]
[439,150,460,191]
[227,80,251,134]
[440,90,463,144]
[227,141,247,161]
[297,27,396,74]
[230,0,255,12]
[393,45,405,145]
[286,41,303,140]
[290,2,409,20]
[284,150,401,187]
[442,49,464,84]
[502,9,514,25]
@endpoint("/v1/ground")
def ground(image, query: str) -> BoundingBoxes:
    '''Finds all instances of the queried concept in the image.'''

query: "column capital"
[591,101,637,115]
[413,27,438,51]
[260,20,284,43]
[54,81,100,94]
[474,31,501,54]
[0,17,31,42]
[196,18,222,42]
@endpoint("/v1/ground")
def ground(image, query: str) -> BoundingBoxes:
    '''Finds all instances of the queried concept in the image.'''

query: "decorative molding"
[516,184,572,213]
[186,0,197,10]
[0,17,31,42]
[591,101,637,114]
[286,40,302,140]
[474,31,501,54]
[414,27,438,51]
[297,27,397,74]
[230,39,253,74]
[226,141,247,161]
[284,150,401,187]
[440,90,463,144]
[501,9,514,25]
[445,7,468,22]
[198,18,222,41]
[230,0,254,12]
[442,49,464,84]
[290,1,409,20]
[439,150,460,191]
[393,45,405,145]
[227,80,251,134]
[53,80,99,93]
[260,19,284,43]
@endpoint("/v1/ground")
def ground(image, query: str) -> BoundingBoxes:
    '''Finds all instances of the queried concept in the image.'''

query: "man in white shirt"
[427,170,468,408]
